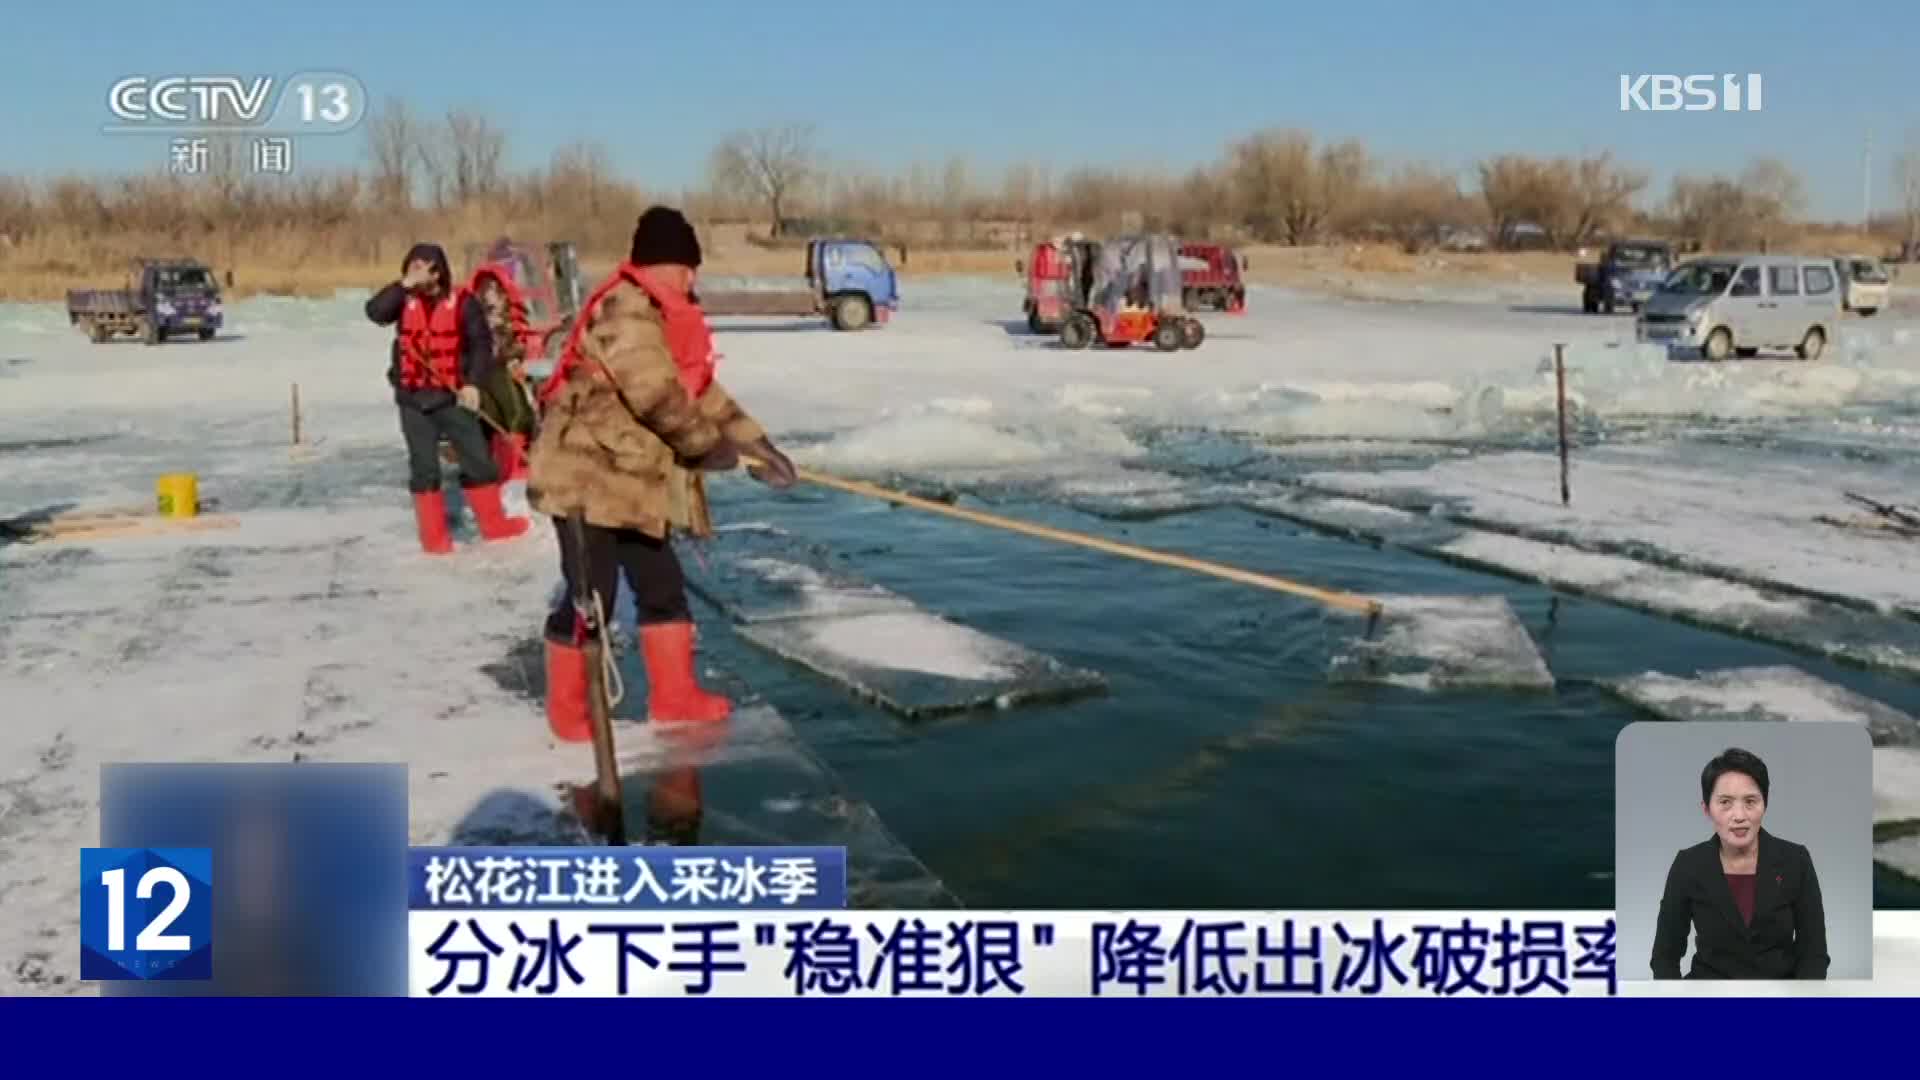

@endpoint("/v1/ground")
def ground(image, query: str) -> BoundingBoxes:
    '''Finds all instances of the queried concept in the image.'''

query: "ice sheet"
[1247,493,1920,678]
[1603,667,1920,744]
[1879,835,1920,882]
[1877,748,1920,826]
[1304,445,1920,619]
[1327,593,1554,691]
[1594,667,1920,834]
[680,524,1105,717]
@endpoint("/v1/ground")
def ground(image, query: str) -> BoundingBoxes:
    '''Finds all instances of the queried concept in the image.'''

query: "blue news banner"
[406,846,1621,997]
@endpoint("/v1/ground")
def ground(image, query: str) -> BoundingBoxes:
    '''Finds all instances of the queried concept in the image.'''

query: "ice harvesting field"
[5,275,1920,993]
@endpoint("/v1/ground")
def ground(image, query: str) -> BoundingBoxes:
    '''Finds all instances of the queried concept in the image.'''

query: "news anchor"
[1650,747,1829,979]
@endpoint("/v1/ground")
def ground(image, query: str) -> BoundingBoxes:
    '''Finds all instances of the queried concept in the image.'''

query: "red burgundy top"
[1725,873,1756,925]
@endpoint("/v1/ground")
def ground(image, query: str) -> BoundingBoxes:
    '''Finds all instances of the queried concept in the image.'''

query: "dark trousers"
[399,400,498,493]
[544,519,692,642]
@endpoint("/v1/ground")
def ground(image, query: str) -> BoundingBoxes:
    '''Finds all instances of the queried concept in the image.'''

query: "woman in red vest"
[364,242,530,553]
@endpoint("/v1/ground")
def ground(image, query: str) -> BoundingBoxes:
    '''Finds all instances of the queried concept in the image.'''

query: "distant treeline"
[3,100,1916,287]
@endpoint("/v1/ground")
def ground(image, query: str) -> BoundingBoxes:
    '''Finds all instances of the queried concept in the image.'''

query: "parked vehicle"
[699,238,899,331]
[461,238,586,361]
[1178,243,1247,313]
[1574,239,1674,314]
[66,257,224,345]
[1832,255,1890,315]
[1057,234,1205,352]
[1018,235,1099,333]
[1636,254,1839,362]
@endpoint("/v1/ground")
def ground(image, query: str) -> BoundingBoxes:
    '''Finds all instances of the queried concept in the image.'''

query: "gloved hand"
[742,437,798,490]
[688,441,739,472]
[457,386,481,412]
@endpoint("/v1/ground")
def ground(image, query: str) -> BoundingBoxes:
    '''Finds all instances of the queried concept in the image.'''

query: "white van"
[1635,254,1840,361]
[1833,255,1891,315]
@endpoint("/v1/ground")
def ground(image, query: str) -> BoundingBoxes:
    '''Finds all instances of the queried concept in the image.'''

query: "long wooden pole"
[1555,344,1571,506]
[291,382,302,446]
[746,459,1383,617]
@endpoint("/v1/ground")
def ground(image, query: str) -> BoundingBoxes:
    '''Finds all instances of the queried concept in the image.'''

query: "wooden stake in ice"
[1554,344,1570,506]
[291,382,303,446]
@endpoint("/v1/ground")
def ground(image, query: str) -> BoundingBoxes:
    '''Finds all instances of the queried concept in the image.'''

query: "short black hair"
[1700,747,1769,805]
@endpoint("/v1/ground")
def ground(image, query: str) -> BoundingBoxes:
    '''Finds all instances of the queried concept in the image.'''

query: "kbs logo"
[1619,74,1763,112]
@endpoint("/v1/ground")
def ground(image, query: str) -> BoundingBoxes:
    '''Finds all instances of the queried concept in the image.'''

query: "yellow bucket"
[156,473,199,519]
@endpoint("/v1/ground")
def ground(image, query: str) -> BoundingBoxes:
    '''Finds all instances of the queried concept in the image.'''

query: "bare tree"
[999,162,1047,230]
[1666,174,1752,251]
[0,175,33,243]
[1226,130,1369,244]
[1562,153,1648,248]
[1171,166,1226,238]
[547,140,615,214]
[1739,157,1806,251]
[445,108,507,202]
[938,155,974,244]
[1894,129,1920,258]
[1478,155,1565,249]
[706,124,820,236]
[365,98,422,210]
[1373,165,1476,253]
[1226,130,1311,243]
[1315,138,1372,240]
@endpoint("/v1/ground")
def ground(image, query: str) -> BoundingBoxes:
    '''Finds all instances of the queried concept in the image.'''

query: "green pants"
[477,368,535,436]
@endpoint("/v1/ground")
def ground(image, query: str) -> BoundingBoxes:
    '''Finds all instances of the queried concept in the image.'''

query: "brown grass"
[0,211,1898,304]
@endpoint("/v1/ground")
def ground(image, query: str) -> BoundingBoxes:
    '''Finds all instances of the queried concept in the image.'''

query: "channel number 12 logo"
[80,848,213,980]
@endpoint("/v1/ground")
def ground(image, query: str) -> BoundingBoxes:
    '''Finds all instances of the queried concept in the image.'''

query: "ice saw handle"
[735,456,1385,619]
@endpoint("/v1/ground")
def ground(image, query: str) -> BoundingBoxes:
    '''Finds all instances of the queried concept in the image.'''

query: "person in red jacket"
[364,243,530,553]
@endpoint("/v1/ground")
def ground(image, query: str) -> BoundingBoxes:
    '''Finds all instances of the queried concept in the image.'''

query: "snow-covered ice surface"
[1302,445,1920,620]
[1602,666,1920,743]
[1243,493,1920,678]
[11,273,1920,989]
[1595,666,1920,875]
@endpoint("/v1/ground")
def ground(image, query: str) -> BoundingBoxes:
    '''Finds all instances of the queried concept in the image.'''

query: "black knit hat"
[629,206,702,268]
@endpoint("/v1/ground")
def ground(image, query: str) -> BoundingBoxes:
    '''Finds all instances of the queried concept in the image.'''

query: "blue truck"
[1574,239,1674,314]
[66,257,225,344]
[699,238,898,331]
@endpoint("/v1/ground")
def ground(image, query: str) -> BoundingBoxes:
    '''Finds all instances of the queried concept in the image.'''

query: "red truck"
[1018,235,1099,334]
[1179,243,1246,313]
[461,238,585,361]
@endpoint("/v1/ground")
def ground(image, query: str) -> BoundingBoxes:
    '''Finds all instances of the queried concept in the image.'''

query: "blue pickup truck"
[67,257,225,344]
[699,238,899,331]
[1575,240,1674,314]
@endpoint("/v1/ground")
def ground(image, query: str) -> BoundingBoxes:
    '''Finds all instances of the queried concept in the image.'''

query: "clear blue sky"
[6,0,1914,220]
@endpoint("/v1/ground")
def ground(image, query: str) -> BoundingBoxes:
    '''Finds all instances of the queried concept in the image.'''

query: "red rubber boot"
[639,621,731,723]
[492,433,529,483]
[544,638,592,743]
[411,491,454,555]
[466,482,530,541]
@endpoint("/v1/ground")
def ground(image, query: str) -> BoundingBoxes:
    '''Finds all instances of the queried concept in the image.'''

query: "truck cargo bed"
[698,288,818,317]
[66,289,141,315]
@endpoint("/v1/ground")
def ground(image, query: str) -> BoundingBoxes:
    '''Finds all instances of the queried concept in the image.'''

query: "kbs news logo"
[1619,74,1763,112]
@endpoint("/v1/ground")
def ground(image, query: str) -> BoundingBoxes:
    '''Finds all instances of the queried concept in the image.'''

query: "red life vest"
[539,263,716,409]
[398,289,467,390]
